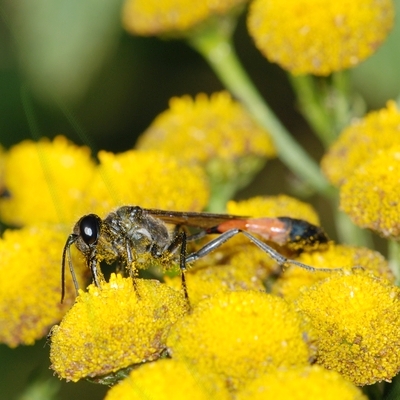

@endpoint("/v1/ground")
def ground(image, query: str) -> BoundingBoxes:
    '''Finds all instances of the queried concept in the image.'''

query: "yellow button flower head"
[340,145,400,239]
[322,101,400,187]
[274,243,394,301]
[296,274,400,385]
[166,262,267,305]
[237,366,367,400]
[136,92,275,199]
[122,0,247,37]
[167,291,310,391]
[0,136,97,226]
[247,0,394,76]
[50,275,188,382]
[105,359,230,400]
[0,226,86,347]
[85,149,209,217]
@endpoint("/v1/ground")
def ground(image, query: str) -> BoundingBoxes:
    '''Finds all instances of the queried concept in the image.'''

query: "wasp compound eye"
[79,214,101,245]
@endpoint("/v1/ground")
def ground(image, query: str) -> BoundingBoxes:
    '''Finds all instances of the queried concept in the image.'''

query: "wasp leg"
[185,228,342,273]
[161,231,190,304]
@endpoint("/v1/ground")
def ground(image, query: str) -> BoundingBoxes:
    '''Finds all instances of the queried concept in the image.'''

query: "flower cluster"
[322,101,400,239]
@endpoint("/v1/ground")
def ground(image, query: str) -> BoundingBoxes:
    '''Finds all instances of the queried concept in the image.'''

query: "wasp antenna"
[61,234,79,303]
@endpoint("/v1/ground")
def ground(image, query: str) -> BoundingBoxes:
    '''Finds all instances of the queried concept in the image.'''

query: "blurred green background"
[0,0,399,399]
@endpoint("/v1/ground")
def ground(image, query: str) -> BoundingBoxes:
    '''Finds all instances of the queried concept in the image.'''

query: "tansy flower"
[50,275,188,382]
[0,136,96,226]
[104,359,230,400]
[122,0,248,37]
[296,274,400,385]
[322,101,400,187]
[167,290,310,391]
[273,243,394,301]
[86,149,209,217]
[340,145,400,239]
[247,0,394,76]
[0,226,86,347]
[236,365,367,400]
[165,262,267,305]
[136,92,275,206]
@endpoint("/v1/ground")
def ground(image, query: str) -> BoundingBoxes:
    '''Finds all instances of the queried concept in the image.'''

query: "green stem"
[289,71,352,148]
[187,23,331,195]
[388,239,400,285]
[289,75,335,147]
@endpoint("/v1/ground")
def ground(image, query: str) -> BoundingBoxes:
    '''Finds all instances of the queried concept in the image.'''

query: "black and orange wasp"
[61,205,335,303]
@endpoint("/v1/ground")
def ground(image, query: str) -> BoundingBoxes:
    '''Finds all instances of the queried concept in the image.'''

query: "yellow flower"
[247,0,394,76]
[340,145,400,239]
[273,243,394,301]
[137,92,275,163]
[50,275,188,382]
[296,274,400,385]
[0,136,96,226]
[167,290,310,391]
[0,226,86,347]
[237,366,367,400]
[122,0,247,37]
[322,101,400,187]
[104,359,230,400]
[136,92,275,202]
[86,149,210,217]
[166,262,267,305]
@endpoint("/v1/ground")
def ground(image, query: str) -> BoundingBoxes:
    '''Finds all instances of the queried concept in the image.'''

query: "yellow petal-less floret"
[273,243,394,301]
[85,149,209,218]
[122,0,247,37]
[0,226,86,347]
[296,274,400,385]
[0,136,97,226]
[50,275,188,382]
[137,92,275,163]
[340,145,400,239]
[247,0,394,76]
[104,359,230,400]
[236,366,367,400]
[136,93,275,198]
[322,101,400,186]
[167,290,310,391]
[165,262,267,305]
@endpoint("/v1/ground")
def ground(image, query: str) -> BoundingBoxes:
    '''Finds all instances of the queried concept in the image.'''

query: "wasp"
[61,205,334,302]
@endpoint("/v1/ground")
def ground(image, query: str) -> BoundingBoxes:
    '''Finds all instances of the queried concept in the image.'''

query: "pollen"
[50,275,188,382]
[296,274,400,385]
[247,0,394,76]
[0,226,86,347]
[167,290,310,391]
[122,0,247,37]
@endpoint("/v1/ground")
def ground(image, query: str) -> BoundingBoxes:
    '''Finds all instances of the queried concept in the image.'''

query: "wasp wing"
[143,208,248,229]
